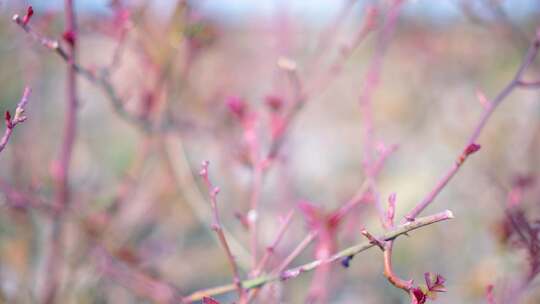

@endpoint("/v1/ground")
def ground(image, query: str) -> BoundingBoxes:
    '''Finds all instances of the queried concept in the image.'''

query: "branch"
[266,4,378,161]
[405,29,540,221]
[383,241,413,292]
[0,178,53,213]
[252,209,295,277]
[0,87,31,154]
[12,11,152,133]
[199,161,245,301]
[42,2,78,302]
[182,210,454,302]
[517,79,540,89]
[93,244,185,303]
[358,0,403,226]
[247,210,295,302]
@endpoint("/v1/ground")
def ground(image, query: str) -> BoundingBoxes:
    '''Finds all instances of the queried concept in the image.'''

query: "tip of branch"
[23,86,32,96]
[475,89,490,109]
[19,86,31,108]
[444,210,454,219]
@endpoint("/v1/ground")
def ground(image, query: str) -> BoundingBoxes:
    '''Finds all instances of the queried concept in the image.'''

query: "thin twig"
[252,209,295,277]
[266,4,378,161]
[93,244,185,303]
[163,137,252,267]
[199,161,245,301]
[358,0,403,227]
[275,232,318,275]
[248,163,264,269]
[247,210,295,302]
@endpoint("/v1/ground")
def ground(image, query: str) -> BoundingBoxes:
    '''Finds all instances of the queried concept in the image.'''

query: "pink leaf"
[411,287,427,304]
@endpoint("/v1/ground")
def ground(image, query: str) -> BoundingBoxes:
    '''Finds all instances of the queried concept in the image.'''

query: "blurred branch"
[246,210,295,301]
[93,244,185,303]
[0,179,53,213]
[517,79,540,89]
[42,1,78,302]
[182,210,454,302]
[252,210,295,277]
[0,87,31,154]
[266,4,378,161]
[12,12,152,133]
[358,0,403,226]
[458,0,530,49]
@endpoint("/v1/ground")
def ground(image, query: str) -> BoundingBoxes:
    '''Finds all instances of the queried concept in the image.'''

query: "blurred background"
[0,0,540,303]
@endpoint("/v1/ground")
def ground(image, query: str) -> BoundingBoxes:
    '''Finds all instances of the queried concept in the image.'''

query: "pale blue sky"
[6,0,540,24]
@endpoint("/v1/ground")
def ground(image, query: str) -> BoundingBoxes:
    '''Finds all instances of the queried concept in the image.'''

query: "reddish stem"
[252,209,295,277]
[383,242,413,292]
[199,161,245,301]
[42,1,78,303]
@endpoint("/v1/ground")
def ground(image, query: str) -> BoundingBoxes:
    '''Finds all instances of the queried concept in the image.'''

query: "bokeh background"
[0,0,540,303]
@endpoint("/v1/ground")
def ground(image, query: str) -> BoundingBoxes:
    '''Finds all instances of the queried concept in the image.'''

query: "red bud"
[5,111,12,129]
[22,6,34,26]
[62,30,76,46]
[464,143,481,156]
[225,96,247,119]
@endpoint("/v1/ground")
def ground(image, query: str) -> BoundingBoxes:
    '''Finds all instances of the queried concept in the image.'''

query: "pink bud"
[476,89,489,109]
[265,95,283,112]
[226,96,247,119]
